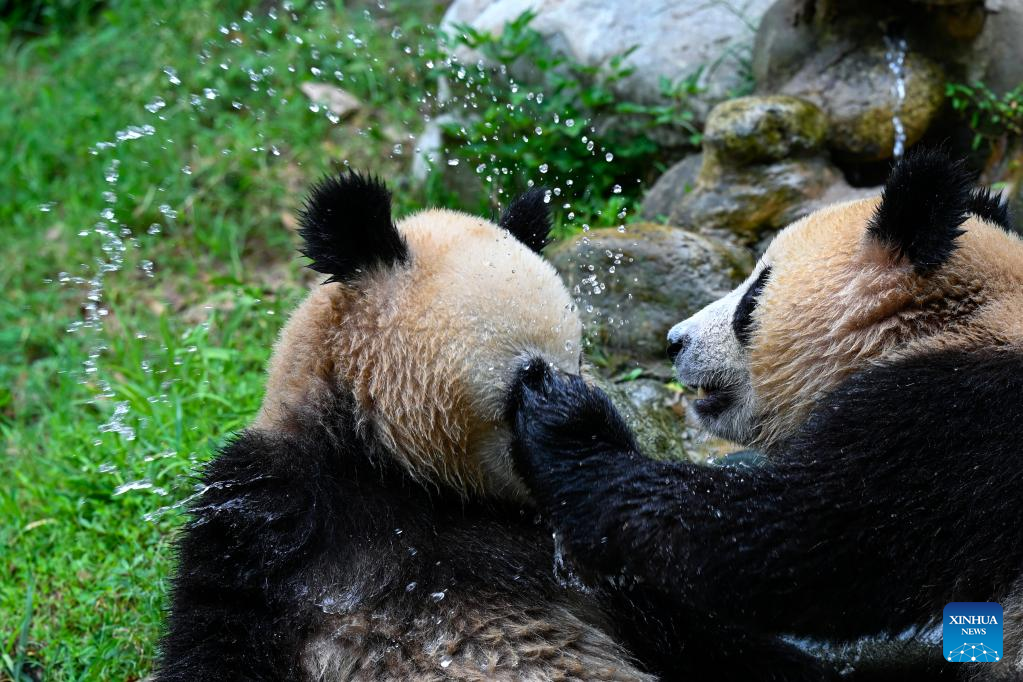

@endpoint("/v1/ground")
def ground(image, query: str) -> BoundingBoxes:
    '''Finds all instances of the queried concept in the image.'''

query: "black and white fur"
[157,172,755,681]
[512,150,1023,680]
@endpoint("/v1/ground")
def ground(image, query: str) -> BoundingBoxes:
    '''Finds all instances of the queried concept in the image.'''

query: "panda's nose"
[666,321,694,363]
[666,335,690,363]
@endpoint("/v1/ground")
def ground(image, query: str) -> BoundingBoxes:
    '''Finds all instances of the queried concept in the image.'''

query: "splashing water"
[46,1,637,524]
[883,36,908,160]
[552,531,590,592]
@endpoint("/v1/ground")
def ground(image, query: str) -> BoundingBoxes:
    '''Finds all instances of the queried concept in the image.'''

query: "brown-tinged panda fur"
[748,191,1023,451]
[510,149,1023,681]
[156,173,686,681]
[254,203,582,499]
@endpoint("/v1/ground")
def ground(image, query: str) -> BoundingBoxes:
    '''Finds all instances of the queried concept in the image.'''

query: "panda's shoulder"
[793,349,1023,455]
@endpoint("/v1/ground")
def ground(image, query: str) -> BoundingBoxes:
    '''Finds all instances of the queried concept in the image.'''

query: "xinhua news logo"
[943,602,1003,663]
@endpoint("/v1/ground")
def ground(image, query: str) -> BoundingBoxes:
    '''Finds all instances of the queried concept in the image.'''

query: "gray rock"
[596,377,690,461]
[965,0,1023,96]
[546,223,753,363]
[442,0,775,122]
[753,0,987,95]
[773,42,945,162]
[750,0,1023,162]
[751,0,815,94]
[299,82,361,119]
[640,154,702,221]
[786,179,879,224]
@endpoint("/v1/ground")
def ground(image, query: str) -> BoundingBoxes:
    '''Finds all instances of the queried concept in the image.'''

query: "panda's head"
[257,171,581,499]
[668,149,1023,451]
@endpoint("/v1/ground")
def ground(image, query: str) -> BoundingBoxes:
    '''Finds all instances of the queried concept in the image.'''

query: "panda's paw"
[509,360,637,495]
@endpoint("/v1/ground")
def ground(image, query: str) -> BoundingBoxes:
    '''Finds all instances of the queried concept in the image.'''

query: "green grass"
[0,1,449,678]
[0,0,691,677]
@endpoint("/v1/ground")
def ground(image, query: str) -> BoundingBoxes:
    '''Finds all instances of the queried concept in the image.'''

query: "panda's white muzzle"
[666,287,756,443]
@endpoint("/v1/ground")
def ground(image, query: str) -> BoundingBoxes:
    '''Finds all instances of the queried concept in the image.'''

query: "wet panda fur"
[511,148,1023,681]
[155,172,714,681]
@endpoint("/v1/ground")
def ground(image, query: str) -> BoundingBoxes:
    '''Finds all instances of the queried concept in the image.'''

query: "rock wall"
[442,0,775,120]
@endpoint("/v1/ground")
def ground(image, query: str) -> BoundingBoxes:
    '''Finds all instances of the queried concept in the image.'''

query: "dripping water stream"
[883,35,908,160]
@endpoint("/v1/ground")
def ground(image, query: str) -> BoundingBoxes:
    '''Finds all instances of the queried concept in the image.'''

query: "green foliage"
[436,10,702,231]
[613,367,645,383]
[946,81,1023,149]
[0,0,106,36]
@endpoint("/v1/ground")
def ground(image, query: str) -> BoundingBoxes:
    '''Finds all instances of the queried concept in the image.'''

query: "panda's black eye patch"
[732,266,772,347]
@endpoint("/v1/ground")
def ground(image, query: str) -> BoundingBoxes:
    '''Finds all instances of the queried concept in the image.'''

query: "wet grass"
[0,1,448,678]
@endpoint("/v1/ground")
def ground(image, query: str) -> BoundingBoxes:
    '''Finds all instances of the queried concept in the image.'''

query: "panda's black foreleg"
[155,429,345,681]
[511,352,1023,640]
[605,583,840,681]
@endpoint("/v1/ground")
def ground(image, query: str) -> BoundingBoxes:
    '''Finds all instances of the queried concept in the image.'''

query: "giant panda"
[156,171,700,681]
[510,148,1023,680]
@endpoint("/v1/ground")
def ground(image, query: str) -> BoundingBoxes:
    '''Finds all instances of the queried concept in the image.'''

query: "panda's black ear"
[298,170,410,284]
[867,147,972,273]
[500,186,552,253]
[969,186,1013,231]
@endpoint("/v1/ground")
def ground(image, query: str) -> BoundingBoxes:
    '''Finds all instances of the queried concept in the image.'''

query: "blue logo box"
[943,602,1003,662]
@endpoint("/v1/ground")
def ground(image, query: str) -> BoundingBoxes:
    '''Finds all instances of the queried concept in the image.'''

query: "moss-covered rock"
[592,376,690,460]
[777,44,946,162]
[648,96,843,244]
[703,95,828,165]
[547,223,752,363]
[670,156,841,244]
[590,375,738,463]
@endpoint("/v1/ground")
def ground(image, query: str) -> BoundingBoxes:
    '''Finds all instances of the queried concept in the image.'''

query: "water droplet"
[100,401,136,441]
[114,124,156,142]
[144,97,166,113]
